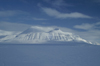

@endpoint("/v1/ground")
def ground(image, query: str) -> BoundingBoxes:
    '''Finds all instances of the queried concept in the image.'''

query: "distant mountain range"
[0,26,99,45]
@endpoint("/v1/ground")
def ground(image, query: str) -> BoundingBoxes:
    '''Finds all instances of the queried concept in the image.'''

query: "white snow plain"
[0,44,100,66]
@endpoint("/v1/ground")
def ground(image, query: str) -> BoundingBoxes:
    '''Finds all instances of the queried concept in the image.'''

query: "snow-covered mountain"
[0,26,95,45]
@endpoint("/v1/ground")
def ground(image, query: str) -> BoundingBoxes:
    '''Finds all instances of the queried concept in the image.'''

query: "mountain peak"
[48,28,63,33]
[54,28,60,30]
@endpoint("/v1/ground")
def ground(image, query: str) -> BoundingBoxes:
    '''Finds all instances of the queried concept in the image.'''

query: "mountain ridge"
[0,26,99,45]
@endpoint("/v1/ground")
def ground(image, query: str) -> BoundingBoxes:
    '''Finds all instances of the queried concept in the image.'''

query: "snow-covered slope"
[0,26,94,44]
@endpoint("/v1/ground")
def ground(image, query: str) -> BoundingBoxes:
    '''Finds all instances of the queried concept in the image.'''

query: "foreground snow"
[0,44,100,66]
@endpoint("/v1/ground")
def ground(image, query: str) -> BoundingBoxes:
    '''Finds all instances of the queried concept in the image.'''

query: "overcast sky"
[0,0,100,43]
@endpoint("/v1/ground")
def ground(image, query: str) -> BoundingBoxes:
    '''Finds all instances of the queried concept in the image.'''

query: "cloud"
[42,7,92,19]
[33,17,47,20]
[73,22,100,43]
[74,22,100,30]
[0,22,31,31]
[75,29,100,44]
[29,26,54,32]
[43,0,73,7]
[96,22,100,25]
[52,0,70,6]
[0,10,29,17]
[74,23,94,30]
